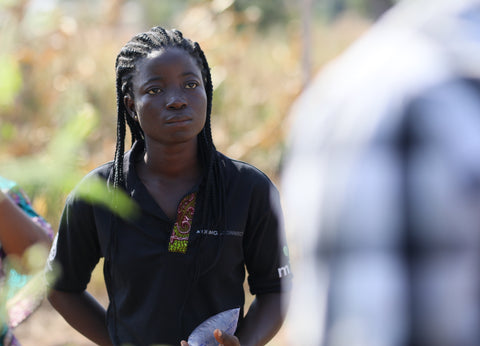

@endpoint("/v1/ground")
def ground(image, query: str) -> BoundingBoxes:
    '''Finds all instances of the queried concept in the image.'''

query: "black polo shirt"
[49,142,292,346]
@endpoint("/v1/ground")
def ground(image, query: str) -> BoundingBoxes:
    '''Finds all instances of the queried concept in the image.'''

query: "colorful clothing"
[0,176,54,345]
[168,192,196,254]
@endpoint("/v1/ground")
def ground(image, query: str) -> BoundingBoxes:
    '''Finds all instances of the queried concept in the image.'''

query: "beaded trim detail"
[168,192,196,253]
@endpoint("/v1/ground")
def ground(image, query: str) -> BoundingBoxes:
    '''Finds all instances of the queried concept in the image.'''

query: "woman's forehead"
[137,47,201,72]
[131,47,203,87]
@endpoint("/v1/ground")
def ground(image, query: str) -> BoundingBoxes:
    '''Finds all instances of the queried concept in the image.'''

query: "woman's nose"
[166,92,187,110]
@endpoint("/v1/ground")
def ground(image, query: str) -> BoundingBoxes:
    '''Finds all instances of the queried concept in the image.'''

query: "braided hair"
[113,26,224,229]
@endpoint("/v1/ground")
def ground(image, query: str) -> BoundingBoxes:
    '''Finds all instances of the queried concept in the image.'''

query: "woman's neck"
[141,139,201,181]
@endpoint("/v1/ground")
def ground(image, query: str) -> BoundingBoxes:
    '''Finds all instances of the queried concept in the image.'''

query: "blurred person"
[282,0,480,345]
[0,176,53,345]
[46,27,292,346]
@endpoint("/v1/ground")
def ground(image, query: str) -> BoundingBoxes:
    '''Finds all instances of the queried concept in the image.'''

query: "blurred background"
[0,0,395,344]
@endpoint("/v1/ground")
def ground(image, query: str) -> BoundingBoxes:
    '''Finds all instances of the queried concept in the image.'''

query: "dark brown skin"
[48,290,113,346]
[234,292,290,346]
[125,48,207,220]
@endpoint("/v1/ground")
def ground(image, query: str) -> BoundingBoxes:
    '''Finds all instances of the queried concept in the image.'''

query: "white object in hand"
[187,308,240,346]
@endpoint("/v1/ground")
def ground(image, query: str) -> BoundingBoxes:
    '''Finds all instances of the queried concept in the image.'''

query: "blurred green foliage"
[0,0,377,230]
[75,175,140,219]
[0,55,22,108]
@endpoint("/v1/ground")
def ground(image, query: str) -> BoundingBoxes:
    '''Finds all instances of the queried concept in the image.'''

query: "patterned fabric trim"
[168,192,196,254]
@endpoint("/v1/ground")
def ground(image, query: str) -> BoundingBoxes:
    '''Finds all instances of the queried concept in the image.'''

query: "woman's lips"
[165,116,192,125]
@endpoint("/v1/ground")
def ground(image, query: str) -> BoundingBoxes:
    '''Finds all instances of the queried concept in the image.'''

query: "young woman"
[0,176,53,345]
[47,27,292,346]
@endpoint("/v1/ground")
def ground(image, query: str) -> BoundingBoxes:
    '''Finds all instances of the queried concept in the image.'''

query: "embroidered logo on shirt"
[168,192,196,254]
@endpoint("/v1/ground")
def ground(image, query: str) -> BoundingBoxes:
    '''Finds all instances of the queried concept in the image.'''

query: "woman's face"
[126,47,207,147]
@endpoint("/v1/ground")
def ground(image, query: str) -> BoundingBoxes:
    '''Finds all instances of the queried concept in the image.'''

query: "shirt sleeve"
[243,177,292,295]
[47,186,102,292]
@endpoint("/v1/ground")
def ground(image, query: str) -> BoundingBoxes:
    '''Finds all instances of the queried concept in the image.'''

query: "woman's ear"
[124,94,138,121]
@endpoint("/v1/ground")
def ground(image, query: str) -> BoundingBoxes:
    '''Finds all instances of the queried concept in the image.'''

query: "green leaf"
[75,176,140,220]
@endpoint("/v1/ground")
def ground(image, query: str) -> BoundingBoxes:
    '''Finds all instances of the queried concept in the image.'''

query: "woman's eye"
[147,88,161,95]
[185,82,198,89]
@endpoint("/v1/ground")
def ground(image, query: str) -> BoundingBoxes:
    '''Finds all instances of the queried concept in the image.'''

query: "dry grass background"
[1,1,373,344]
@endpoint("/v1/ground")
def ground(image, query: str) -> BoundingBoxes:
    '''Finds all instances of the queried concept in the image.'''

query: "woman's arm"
[0,190,51,257]
[235,291,290,346]
[48,289,113,346]
[180,292,290,346]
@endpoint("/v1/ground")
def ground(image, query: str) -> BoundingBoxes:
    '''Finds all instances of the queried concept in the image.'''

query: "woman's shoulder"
[78,161,115,185]
[215,151,276,188]
[67,161,115,203]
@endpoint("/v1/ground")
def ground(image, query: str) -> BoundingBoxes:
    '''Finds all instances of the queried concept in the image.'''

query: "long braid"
[193,42,225,229]
[113,77,126,188]
[113,26,225,229]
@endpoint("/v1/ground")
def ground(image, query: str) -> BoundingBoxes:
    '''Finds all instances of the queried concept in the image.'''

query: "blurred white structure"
[282,0,480,345]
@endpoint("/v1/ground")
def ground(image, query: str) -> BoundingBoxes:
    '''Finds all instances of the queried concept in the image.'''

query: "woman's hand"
[213,329,240,346]
[180,329,240,346]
